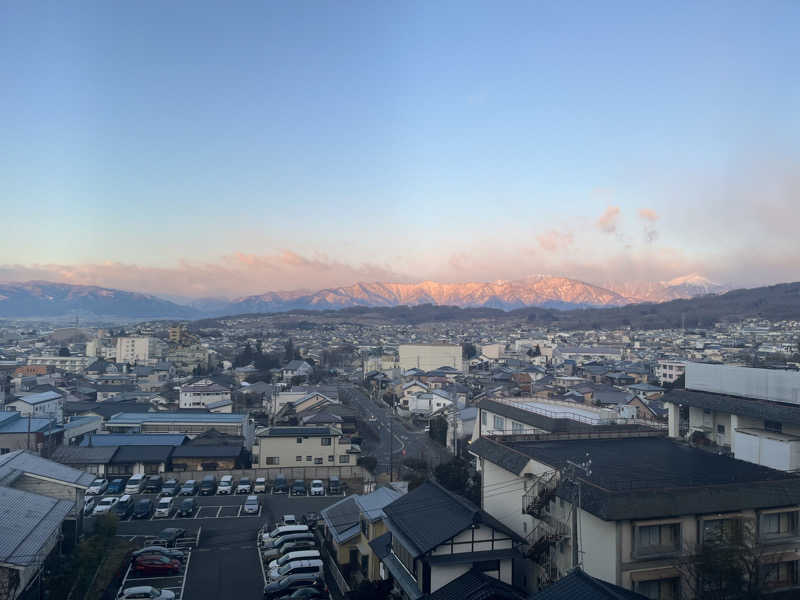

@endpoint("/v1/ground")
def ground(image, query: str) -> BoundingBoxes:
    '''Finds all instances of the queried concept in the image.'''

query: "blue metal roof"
[80,433,187,447]
[108,412,246,424]
[0,412,62,434]
[14,391,62,405]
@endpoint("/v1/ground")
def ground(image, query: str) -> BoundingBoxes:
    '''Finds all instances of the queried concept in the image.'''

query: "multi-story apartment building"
[398,344,463,373]
[115,336,161,364]
[26,355,91,374]
[470,432,800,598]
[178,378,231,409]
[654,360,687,385]
[251,426,351,468]
[664,363,800,471]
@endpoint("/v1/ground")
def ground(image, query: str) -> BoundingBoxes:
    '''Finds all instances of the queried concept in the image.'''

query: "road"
[347,386,452,474]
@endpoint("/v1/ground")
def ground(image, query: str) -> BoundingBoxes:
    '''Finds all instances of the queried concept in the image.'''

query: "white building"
[115,336,161,364]
[398,344,463,373]
[664,363,800,471]
[654,359,687,385]
[26,355,91,374]
[6,391,64,423]
[251,426,351,468]
[179,378,231,409]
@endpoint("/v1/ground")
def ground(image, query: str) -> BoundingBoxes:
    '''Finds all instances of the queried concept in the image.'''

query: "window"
[306,456,312,462]
[635,523,680,556]
[391,537,416,576]
[493,415,505,430]
[296,456,302,462]
[321,437,332,446]
[328,455,334,462]
[761,511,798,539]
[339,455,350,464]
[636,577,680,600]
[481,411,487,426]
[265,457,280,465]
[512,420,524,434]
[474,559,500,572]
[765,420,783,433]
[314,457,323,464]
[703,518,744,543]
[361,518,369,536]
[717,424,725,434]
[764,560,799,589]
[296,437,303,444]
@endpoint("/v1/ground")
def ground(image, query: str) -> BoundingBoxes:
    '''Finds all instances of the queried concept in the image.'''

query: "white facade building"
[179,378,231,409]
[654,359,687,385]
[398,344,463,373]
[26,355,91,374]
[115,336,161,364]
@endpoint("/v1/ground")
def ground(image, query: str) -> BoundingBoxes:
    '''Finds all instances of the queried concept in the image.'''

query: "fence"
[158,465,373,486]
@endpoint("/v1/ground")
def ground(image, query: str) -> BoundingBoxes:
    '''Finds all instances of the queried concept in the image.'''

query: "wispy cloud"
[638,208,659,222]
[537,229,574,252]
[596,206,621,233]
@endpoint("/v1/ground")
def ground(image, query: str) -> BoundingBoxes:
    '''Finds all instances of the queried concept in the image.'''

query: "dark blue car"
[107,478,126,494]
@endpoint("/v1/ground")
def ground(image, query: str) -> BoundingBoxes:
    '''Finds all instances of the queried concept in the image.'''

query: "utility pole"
[563,453,592,570]
[26,412,31,451]
[389,410,393,481]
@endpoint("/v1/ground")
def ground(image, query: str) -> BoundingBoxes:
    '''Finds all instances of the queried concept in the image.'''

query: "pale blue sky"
[1,1,798,296]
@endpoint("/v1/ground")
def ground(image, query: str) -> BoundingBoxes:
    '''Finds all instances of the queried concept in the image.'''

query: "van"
[272,474,288,494]
[125,474,146,494]
[144,475,163,493]
[199,475,216,496]
[260,525,310,547]
[253,477,267,493]
[267,549,321,571]
[218,475,234,494]
[268,558,324,582]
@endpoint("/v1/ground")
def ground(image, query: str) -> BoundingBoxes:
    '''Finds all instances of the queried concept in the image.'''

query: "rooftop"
[108,412,246,424]
[257,426,339,438]
[80,433,188,447]
[0,449,95,487]
[533,568,646,599]
[13,390,62,405]
[664,388,800,426]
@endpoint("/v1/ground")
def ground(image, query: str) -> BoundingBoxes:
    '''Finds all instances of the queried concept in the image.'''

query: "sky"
[1,1,798,299]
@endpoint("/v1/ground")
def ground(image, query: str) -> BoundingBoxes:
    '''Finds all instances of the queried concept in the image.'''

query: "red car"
[132,554,181,575]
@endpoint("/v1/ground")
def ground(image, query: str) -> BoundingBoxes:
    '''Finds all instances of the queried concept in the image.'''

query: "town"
[1,310,800,600]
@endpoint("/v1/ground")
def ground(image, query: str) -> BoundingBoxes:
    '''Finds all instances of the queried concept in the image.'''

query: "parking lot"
[111,488,345,600]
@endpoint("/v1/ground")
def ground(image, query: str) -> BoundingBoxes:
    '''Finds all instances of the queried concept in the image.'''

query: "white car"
[83,496,97,515]
[93,496,119,515]
[282,514,297,526]
[309,480,325,496]
[368,415,378,422]
[253,477,267,493]
[236,478,252,494]
[155,496,174,518]
[87,478,108,496]
[243,495,260,514]
[117,585,176,599]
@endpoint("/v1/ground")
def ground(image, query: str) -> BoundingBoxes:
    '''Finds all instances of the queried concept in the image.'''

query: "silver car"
[243,495,260,514]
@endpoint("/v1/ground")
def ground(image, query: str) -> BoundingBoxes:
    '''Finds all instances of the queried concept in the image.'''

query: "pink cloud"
[638,208,659,222]
[537,229,574,252]
[596,206,621,233]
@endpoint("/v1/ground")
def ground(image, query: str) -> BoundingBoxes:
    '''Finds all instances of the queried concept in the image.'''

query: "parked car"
[236,477,252,494]
[150,528,187,548]
[132,546,186,562]
[125,474,146,494]
[133,499,154,519]
[160,479,179,497]
[132,555,180,576]
[290,480,306,496]
[199,475,216,496]
[117,585,176,599]
[260,525,310,548]
[218,475,234,494]
[177,497,198,517]
[263,574,325,599]
[309,480,324,496]
[243,495,260,514]
[272,474,288,494]
[260,537,317,562]
[327,476,341,495]
[107,478,127,494]
[253,477,267,493]
[268,558,323,582]
[282,514,298,526]
[144,475,163,494]
[279,589,327,599]
[155,496,174,518]
[113,495,135,519]
[86,478,108,496]
[179,480,198,496]
[83,496,96,515]
[267,550,321,571]
[93,496,119,515]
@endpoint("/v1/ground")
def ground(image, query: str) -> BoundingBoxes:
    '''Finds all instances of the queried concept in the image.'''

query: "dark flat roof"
[664,388,800,426]
[502,437,800,520]
[171,445,243,459]
[109,445,173,464]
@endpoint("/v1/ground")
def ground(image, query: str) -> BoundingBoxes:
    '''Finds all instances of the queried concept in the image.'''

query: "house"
[664,363,800,469]
[252,426,351,468]
[375,481,525,598]
[179,378,232,410]
[533,568,646,599]
[447,406,477,456]
[469,433,800,597]
[6,390,64,422]
[320,485,404,584]
[105,412,254,447]
[171,429,248,471]
[61,415,103,445]
[0,411,64,455]
[282,360,313,381]
[49,445,119,476]
[407,390,454,417]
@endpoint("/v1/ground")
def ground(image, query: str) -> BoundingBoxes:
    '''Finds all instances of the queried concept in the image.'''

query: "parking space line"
[236,505,242,517]
[257,533,268,587]
[258,506,262,517]
[180,549,191,597]
[216,506,221,518]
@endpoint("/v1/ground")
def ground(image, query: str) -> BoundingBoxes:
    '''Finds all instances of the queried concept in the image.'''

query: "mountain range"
[0,274,730,319]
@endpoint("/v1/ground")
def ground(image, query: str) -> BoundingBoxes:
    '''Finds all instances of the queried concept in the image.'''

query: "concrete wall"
[12,474,83,513]
[579,508,618,584]
[398,345,463,373]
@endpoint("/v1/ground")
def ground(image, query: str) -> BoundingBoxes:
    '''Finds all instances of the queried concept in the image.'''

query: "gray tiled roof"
[50,446,118,465]
[469,437,531,475]
[320,496,361,542]
[533,568,646,599]
[0,486,74,567]
[110,445,173,464]
[429,569,531,600]
[0,450,94,487]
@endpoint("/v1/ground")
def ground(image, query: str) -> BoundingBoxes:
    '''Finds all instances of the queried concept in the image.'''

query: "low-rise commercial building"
[252,426,350,468]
